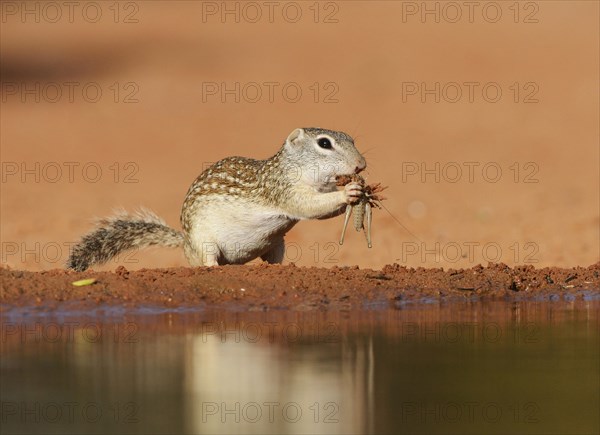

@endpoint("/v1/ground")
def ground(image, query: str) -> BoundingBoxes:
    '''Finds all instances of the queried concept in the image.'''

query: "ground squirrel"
[67,127,367,271]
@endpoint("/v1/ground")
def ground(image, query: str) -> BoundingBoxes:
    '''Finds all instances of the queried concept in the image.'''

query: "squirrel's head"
[282,127,366,187]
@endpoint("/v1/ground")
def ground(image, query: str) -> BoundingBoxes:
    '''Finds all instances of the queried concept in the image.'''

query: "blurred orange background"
[1,0,598,271]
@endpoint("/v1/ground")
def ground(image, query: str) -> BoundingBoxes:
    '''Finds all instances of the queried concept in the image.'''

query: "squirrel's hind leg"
[260,238,285,264]
[184,239,221,267]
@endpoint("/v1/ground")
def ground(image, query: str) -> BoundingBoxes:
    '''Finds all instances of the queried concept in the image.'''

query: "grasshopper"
[336,174,387,248]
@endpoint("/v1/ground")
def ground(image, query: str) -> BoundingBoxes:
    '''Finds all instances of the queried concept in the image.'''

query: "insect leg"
[365,202,372,248]
[339,204,353,245]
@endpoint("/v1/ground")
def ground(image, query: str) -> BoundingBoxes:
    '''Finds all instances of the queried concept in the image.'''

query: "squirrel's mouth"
[354,159,367,174]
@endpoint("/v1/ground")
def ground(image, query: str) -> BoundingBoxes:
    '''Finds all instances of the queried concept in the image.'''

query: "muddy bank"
[1,263,598,312]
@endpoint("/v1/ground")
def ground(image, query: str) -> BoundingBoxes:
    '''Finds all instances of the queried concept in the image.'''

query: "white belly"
[187,197,297,264]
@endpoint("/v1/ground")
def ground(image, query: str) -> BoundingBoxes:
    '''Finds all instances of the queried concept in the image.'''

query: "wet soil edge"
[1,263,598,312]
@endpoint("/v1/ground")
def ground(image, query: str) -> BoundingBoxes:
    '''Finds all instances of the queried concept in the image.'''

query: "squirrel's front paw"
[343,182,363,205]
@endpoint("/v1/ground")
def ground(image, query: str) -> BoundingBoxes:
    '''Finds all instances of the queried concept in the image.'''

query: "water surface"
[1,300,598,434]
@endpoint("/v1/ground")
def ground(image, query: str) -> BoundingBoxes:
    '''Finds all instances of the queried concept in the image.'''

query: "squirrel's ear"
[286,128,305,147]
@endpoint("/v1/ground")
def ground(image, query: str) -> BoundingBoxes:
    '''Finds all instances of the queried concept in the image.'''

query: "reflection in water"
[1,301,598,434]
[185,332,373,434]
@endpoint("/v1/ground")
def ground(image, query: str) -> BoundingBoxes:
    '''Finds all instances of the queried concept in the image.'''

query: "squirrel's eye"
[317,138,332,149]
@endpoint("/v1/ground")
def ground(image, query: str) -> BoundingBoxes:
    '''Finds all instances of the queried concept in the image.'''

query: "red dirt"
[0,4,598,315]
[2,263,598,312]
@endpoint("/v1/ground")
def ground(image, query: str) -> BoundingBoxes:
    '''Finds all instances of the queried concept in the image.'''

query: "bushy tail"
[67,209,184,271]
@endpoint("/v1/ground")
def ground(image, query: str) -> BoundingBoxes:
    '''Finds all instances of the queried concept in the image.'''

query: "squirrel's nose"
[355,158,367,174]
